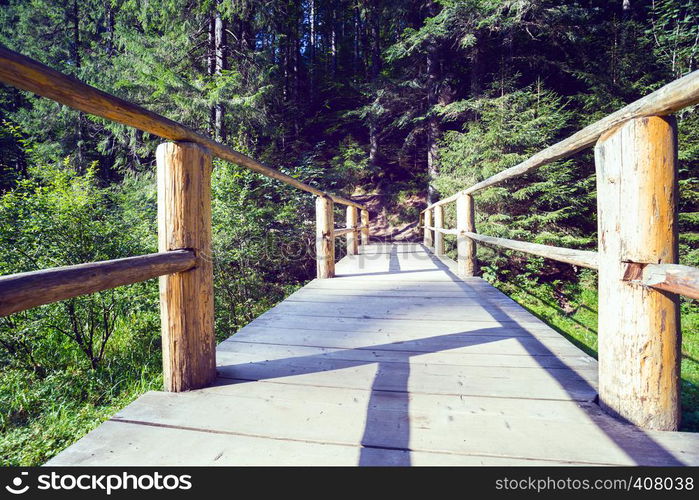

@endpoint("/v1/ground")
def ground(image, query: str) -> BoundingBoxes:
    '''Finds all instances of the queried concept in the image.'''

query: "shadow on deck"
[47,243,699,466]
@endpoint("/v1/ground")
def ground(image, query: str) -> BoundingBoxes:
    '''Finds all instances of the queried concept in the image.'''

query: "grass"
[489,271,699,432]
[0,282,304,466]
[0,311,164,466]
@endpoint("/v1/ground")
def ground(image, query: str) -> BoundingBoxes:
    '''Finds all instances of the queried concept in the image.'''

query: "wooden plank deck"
[47,243,699,466]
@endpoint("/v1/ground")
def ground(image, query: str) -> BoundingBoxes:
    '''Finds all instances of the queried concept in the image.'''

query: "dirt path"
[351,191,423,242]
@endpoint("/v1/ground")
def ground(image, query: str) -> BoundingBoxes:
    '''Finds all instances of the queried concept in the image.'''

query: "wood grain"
[361,209,370,245]
[333,228,355,237]
[48,244,698,466]
[457,193,477,276]
[636,263,699,300]
[345,205,359,255]
[315,196,335,279]
[595,116,680,430]
[157,142,216,392]
[423,226,459,235]
[423,209,433,248]
[463,232,599,270]
[433,205,445,256]
[0,250,195,317]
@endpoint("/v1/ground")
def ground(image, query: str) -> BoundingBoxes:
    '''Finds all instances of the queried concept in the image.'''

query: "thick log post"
[316,196,335,278]
[361,209,370,246]
[594,115,680,430]
[423,208,433,248]
[346,206,359,255]
[457,193,477,277]
[156,142,216,392]
[434,205,445,257]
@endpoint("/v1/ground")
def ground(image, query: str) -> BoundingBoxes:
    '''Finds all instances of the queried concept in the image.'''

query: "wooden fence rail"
[0,46,371,392]
[0,250,195,318]
[0,47,364,208]
[316,199,371,279]
[628,263,699,301]
[419,71,699,432]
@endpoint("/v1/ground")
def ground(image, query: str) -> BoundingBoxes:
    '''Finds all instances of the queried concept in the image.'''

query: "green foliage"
[436,83,596,248]
[0,0,698,467]
[210,160,314,338]
[0,160,157,371]
[647,0,699,78]
[330,137,374,189]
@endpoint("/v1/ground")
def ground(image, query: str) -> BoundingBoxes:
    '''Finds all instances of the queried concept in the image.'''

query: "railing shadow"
[213,243,689,466]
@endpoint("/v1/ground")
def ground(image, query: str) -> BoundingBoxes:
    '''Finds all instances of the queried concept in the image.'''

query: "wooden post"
[157,142,216,392]
[457,193,477,277]
[361,209,370,246]
[316,196,335,278]
[423,208,433,248]
[434,205,445,256]
[594,115,680,430]
[346,206,358,255]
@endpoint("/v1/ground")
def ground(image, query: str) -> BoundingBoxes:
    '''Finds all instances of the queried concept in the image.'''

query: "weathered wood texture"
[423,209,433,248]
[0,251,195,317]
[433,205,445,256]
[157,142,216,392]
[346,206,358,255]
[595,116,680,431]
[315,196,335,279]
[0,47,364,209]
[423,226,459,235]
[463,232,599,270]
[632,263,699,300]
[457,193,477,277]
[333,228,355,237]
[48,244,699,466]
[423,69,699,209]
[361,209,370,245]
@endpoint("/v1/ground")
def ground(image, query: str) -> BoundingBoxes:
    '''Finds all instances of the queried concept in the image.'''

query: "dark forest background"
[0,0,697,464]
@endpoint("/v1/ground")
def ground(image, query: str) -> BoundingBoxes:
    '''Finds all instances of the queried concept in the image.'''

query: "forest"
[0,0,697,465]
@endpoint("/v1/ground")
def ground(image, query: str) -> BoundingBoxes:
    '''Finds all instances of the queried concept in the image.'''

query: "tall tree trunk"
[207,15,214,75]
[105,4,115,56]
[425,0,443,204]
[214,7,226,141]
[426,45,440,204]
[354,6,361,78]
[470,39,483,97]
[331,7,337,76]
[310,0,316,69]
[370,5,381,79]
[425,36,439,201]
[367,2,381,170]
[72,0,83,168]
[207,14,215,133]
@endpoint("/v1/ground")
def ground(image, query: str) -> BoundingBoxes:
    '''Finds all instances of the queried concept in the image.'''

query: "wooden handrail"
[0,46,365,210]
[0,47,376,393]
[462,232,599,270]
[422,226,459,235]
[624,262,699,300]
[422,70,699,212]
[333,227,356,237]
[0,250,196,317]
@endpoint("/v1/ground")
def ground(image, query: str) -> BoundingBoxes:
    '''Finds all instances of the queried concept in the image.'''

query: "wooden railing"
[420,70,699,432]
[315,197,370,279]
[0,46,369,391]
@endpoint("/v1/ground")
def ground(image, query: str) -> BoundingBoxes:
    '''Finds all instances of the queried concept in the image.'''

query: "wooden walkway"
[48,243,699,466]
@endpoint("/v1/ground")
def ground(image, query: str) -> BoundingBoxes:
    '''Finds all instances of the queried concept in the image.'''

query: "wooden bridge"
[1,47,699,466]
